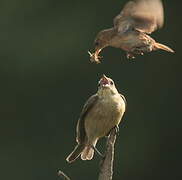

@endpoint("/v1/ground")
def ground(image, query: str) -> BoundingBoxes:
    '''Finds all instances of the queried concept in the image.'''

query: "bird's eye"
[98,82,101,87]
[110,81,114,85]
[95,41,99,46]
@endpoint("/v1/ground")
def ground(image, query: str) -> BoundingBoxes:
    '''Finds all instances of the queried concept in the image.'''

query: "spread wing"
[113,0,164,34]
[76,94,99,144]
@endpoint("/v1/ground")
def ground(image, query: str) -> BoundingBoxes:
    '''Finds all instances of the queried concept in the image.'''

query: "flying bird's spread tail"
[154,42,175,53]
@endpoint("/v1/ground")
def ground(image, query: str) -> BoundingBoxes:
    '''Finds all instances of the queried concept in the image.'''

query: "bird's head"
[97,74,118,96]
[88,28,115,63]
[94,29,114,52]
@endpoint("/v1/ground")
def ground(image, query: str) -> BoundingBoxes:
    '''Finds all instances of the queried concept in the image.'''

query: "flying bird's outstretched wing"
[114,0,164,34]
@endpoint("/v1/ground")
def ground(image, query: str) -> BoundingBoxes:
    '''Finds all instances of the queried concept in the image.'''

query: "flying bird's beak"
[88,48,102,63]
[95,48,102,57]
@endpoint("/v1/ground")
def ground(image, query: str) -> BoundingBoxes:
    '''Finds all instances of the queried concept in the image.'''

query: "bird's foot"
[131,46,150,56]
[127,48,145,59]
[88,51,102,64]
[106,125,119,137]
[114,125,119,136]
[126,52,135,59]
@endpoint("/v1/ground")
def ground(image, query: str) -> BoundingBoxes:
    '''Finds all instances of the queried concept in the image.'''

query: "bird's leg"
[106,125,119,137]
[114,125,119,136]
[131,45,153,55]
[126,52,135,59]
[92,145,104,158]
[92,125,119,159]
[131,47,144,55]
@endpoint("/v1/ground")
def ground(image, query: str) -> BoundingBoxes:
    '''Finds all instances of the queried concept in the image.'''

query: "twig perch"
[61,128,117,180]
[98,128,117,180]
[58,170,71,180]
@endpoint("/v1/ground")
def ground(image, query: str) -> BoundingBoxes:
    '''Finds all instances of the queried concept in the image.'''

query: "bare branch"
[62,128,117,180]
[58,170,71,180]
[98,128,117,180]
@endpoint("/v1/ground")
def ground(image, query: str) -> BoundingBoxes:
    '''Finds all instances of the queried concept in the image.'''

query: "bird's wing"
[76,94,99,144]
[119,93,127,128]
[120,94,127,109]
[113,0,164,34]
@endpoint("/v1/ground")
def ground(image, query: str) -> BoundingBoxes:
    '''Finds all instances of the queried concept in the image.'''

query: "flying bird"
[89,0,174,63]
[66,75,126,163]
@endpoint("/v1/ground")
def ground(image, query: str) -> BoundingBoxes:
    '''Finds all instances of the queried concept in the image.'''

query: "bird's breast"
[84,95,125,141]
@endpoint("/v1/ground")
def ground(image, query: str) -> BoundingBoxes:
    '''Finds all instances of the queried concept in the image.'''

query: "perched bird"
[89,0,174,63]
[66,75,126,163]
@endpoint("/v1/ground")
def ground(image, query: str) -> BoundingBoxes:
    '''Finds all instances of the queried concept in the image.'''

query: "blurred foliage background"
[0,0,181,180]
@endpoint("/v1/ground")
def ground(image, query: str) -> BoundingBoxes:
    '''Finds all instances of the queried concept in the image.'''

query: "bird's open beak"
[100,74,110,87]
[95,48,102,56]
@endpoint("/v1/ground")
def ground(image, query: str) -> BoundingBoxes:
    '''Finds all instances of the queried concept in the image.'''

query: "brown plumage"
[89,0,174,63]
[66,75,126,163]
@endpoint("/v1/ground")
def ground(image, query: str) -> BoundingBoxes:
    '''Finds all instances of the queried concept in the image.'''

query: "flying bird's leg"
[132,48,144,55]
[131,45,153,55]
[114,125,119,135]
[126,52,135,59]
[127,45,153,59]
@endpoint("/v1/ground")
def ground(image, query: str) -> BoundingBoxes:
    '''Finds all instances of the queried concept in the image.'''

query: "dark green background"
[0,0,181,179]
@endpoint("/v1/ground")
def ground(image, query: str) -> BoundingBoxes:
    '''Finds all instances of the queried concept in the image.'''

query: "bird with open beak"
[88,0,174,63]
[66,75,126,163]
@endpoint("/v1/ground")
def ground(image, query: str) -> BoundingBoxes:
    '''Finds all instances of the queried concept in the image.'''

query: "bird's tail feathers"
[66,144,85,163]
[154,42,174,53]
[81,146,94,160]
[81,139,97,161]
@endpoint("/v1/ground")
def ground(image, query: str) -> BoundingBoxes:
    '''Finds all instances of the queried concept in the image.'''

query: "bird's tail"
[154,42,174,53]
[80,139,97,161]
[80,146,95,161]
[66,144,85,163]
